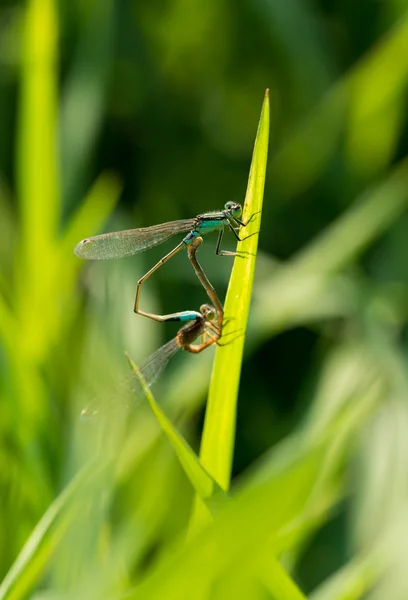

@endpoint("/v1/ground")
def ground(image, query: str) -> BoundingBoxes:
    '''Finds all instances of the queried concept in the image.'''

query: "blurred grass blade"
[126,353,226,507]
[271,13,408,196]
[309,510,408,600]
[346,18,408,177]
[0,178,16,296]
[0,293,19,356]
[60,0,116,212]
[197,91,269,486]
[309,556,375,600]
[254,155,408,338]
[15,0,59,361]
[295,156,408,273]
[257,556,306,600]
[0,462,100,600]
[127,434,323,600]
[211,556,307,600]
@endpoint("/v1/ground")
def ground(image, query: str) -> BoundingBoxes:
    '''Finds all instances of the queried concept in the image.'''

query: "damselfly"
[75,202,254,322]
[81,302,221,419]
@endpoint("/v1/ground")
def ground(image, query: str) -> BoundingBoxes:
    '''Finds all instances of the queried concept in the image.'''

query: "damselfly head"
[224,201,242,218]
[200,304,216,321]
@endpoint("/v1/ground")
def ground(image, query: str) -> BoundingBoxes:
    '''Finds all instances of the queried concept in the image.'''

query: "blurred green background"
[2,0,408,598]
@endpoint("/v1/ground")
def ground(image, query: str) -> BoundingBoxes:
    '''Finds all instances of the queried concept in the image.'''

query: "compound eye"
[225,201,235,210]
[207,308,216,321]
[200,304,216,320]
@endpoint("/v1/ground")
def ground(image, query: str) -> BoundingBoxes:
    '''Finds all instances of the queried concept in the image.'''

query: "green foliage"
[2,1,408,599]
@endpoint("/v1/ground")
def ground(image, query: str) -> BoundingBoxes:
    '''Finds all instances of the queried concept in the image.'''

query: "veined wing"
[139,337,180,388]
[74,218,196,260]
[80,338,180,420]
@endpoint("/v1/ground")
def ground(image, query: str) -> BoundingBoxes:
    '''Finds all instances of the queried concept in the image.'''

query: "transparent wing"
[138,337,180,388]
[80,338,180,420]
[74,218,196,260]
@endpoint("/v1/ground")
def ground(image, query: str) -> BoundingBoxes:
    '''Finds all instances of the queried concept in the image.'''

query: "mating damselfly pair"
[75,202,256,414]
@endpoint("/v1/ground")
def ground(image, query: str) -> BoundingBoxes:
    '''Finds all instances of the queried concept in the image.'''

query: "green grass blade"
[197,91,269,488]
[0,462,100,600]
[188,90,269,535]
[129,381,380,600]
[126,435,323,600]
[15,0,59,359]
[257,556,307,600]
[0,292,18,356]
[126,353,226,508]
